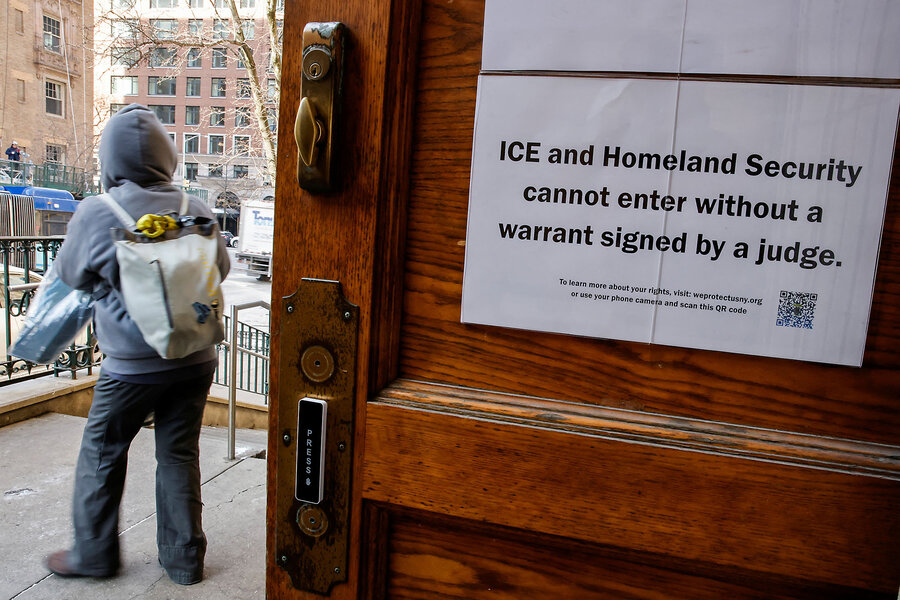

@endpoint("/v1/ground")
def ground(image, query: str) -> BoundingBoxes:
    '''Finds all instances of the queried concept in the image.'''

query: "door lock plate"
[276,279,358,593]
[294,22,346,193]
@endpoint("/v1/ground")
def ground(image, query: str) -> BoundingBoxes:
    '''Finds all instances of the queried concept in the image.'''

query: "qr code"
[776,291,817,329]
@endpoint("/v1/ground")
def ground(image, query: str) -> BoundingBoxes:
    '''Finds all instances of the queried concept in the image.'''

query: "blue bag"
[8,266,95,364]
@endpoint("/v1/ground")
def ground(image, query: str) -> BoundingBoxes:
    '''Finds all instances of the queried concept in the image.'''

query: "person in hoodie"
[45,104,230,585]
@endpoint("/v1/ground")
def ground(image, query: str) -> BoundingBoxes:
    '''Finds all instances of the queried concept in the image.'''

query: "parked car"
[230,236,239,248]
[220,230,235,246]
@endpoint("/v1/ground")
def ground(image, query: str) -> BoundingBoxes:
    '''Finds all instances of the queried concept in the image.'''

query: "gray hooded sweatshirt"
[54,104,230,380]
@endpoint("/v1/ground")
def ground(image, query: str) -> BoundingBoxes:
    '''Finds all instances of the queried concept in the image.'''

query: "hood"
[99,104,177,190]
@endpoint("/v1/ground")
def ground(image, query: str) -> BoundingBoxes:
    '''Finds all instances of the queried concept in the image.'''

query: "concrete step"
[0,413,267,599]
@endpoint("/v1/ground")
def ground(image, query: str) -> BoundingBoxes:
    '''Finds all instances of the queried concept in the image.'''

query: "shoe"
[45,550,115,578]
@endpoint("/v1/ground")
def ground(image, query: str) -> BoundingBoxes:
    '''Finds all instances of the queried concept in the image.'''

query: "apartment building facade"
[0,0,95,175]
[94,0,281,203]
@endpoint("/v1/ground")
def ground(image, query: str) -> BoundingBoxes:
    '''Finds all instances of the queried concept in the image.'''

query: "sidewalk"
[1,413,267,600]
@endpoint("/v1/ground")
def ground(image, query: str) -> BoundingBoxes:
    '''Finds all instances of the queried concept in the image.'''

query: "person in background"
[5,140,20,162]
[5,141,23,181]
[44,105,230,585]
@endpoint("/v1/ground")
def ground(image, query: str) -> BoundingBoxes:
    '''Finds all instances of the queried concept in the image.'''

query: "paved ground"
[1,413,267,600]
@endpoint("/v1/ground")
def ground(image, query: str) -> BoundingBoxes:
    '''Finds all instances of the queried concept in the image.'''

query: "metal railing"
[213,314,270,398]
[0,236,99,383]
[1,158,100,197]
[182,186,208,201]
[220,301,270,459]
[0,159,29,186]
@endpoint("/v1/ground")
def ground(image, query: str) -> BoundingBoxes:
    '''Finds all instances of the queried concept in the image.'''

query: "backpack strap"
[99,193,137,229]
[178,192,191,216]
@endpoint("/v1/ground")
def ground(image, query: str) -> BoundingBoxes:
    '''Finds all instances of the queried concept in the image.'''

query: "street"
[221,247,272,332]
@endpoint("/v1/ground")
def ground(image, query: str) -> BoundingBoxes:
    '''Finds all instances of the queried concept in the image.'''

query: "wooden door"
[266,1,900,598]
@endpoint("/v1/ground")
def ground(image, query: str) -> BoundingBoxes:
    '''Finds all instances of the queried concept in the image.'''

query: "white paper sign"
[461,76,900,365]
[483,0,900,79]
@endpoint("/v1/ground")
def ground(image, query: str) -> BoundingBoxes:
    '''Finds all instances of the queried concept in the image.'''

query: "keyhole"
[308,62,322,78]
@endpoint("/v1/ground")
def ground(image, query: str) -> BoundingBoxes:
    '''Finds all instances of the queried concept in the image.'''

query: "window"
[209,135,224,155]
[185,105,200,125]
[233,164,249,178]
[150,47,177,67]
[111,20,138,39]
[267,107,278,132]
[212,47,227,68]
[167,132,176,145]
[149,104,176,124]
[46,144,64,163]
[14,9,23,34]
[276,0,284,11]
[150,0,178,7]
[235,106,251,127]
[213,20,228,40]
[43,16,61,53]
[267,78,277,101]
[16,79,25,103]
[110,103,127,115]
[211,78,226,97]
[210,106,225,127]
[188,0,203,7]
[45,81,64,115]
[208,164,223,177]
[240,0,255,7]
[276,20,283,43]
[241,20,254,40]
[185,77,201,97]
[187,48,201,68]
[184,134,199,154]
[150,19,177,39]
[188,19,203,35]
[236,78,252,98]
[233,135,250,155]
[114,0,136,7]
[184,162,199,181]
[111,47,140,67]
[111,75,138,95]
[148,76,176,95]
[214,0,228,7]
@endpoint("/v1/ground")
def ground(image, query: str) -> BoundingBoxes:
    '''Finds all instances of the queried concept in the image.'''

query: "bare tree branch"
[94,0,281,184]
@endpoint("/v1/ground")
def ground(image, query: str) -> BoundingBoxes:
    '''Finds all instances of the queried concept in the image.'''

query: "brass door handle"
[295,97,322,167]
[294,22,345,193]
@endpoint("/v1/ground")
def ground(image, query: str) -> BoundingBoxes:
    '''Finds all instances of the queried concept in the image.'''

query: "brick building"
[94,0,282,205]
[0,0,95,177]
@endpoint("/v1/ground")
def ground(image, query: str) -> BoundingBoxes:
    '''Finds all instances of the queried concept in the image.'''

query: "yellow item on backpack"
[135,214,179,238]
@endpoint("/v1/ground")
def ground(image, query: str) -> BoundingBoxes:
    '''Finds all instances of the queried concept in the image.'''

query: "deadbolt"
[303,47,332,81]
[301,345,335,383]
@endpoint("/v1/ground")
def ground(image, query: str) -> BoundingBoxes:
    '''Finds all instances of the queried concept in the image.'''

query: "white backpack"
[101,193,225,359]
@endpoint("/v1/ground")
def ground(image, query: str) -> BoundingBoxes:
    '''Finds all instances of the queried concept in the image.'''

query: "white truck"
[235,198,275,280]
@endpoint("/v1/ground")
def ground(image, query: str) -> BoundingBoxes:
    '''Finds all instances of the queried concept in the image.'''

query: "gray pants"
[70,369,213,583]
